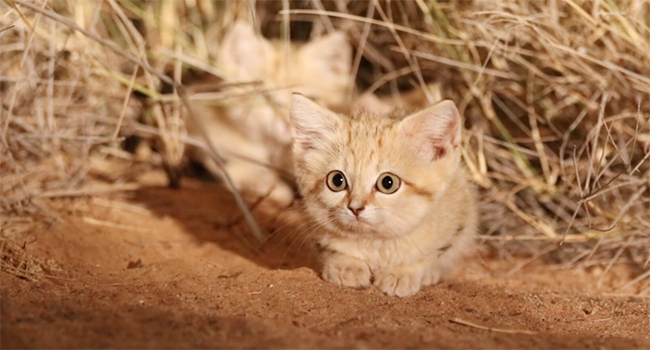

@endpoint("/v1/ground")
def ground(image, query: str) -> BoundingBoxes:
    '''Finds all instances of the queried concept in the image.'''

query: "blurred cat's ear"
[290,93,341,151]
[218,20,272,79]
[399,100,461,161]
[301,31,351,78]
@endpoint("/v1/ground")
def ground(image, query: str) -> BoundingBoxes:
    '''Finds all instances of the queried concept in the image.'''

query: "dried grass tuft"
[1,1,137,220]
[1,0,648,288]
[0,237,60,281]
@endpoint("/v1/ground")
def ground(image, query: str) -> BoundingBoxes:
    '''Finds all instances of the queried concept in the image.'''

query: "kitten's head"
[218,21,352,110]
[290,94,462,239]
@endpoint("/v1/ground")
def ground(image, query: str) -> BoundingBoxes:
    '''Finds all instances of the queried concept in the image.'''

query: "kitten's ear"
[399,100,462,161]
[301,31,352,77]
[218,21,271,79]
[290,93,340,151]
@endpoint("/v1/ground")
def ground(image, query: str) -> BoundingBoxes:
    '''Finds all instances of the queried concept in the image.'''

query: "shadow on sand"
[129,180,321,272]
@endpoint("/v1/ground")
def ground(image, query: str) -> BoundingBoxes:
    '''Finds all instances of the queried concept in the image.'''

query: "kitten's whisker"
[261,220,309,257]
[280,221,320,264]
[293,224,320,258]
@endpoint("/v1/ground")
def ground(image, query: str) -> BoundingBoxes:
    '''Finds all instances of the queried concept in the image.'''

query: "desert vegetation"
[1,0,649,291]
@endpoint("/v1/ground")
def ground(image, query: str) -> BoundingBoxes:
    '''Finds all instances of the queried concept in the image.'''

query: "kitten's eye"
[326,170,347,192]
[376,173,401,194]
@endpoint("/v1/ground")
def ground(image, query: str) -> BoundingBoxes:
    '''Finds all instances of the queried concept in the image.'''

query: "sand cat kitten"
[188,21,351,205]
[290,94,477,297]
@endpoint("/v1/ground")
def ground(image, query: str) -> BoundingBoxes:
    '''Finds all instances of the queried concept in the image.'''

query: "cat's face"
[218,21,351,115]
[290,95,462,239]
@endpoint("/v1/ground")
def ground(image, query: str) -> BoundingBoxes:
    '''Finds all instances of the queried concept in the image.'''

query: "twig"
[37,183,142,199]
[278,9,464,45]
[83,217,151,233]
[449,318,537,335]
[0,24,14,34]
[616,268,650,292]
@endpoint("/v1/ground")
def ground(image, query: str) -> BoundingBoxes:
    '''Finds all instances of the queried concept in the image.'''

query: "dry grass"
[0,235,61,281]
[1,1,648,288]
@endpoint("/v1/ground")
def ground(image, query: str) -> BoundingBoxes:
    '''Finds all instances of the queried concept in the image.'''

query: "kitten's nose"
[348,205,365,217]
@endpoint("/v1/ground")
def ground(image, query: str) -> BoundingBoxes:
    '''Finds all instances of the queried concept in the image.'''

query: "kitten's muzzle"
[347,204,365,217]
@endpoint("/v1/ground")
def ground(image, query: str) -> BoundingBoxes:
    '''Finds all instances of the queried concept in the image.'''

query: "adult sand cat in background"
[188,21,352,206]
[290,94,477,297]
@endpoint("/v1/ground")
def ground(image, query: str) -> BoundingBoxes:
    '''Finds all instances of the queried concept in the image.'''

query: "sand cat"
[188,21,351,205]
[290,94,477,297]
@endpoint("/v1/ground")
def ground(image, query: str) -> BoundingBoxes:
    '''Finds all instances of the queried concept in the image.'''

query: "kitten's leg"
[203,157,294,207]
[378,214,478,297]
[375,237,474,297]
[321,251,372,289]
[224,160,294,207]
[373,261,429,298]
[374,258,447,297]
[421,266,442,286]
[422,227,476,286]
[194,126,295,206]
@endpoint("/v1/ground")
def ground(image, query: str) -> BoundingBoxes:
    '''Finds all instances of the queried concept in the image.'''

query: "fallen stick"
[449,318,537,335]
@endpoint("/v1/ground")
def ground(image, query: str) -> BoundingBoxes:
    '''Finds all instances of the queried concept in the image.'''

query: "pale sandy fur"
[187,21,351,206]
[187,21,443,209]
[290,95,478,297]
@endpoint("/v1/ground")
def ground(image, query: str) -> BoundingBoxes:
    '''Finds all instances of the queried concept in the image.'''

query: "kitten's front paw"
[322,255,371,290]
[374,266,424,298]
[421,268,442,286]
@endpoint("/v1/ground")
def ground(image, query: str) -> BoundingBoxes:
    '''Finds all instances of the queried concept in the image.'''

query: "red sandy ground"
[2,177,649,349]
